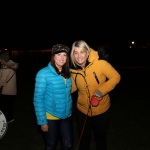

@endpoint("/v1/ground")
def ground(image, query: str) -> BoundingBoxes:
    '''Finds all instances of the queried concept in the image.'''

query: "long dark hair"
[51,54,70,78]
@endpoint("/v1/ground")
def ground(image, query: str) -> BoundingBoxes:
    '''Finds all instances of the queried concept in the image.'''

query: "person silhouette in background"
[0,58,18,123]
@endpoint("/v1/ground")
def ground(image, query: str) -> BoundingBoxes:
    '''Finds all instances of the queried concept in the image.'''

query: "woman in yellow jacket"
[70,40,121,150]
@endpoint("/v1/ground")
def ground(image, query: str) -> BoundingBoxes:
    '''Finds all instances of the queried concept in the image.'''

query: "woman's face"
[54,52,67,69]
[73,47,87,68]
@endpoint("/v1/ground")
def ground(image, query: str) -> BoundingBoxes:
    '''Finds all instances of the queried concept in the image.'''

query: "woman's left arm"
[97,60,121,96]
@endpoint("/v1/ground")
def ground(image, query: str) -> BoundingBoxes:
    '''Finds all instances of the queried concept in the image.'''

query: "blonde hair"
[70,40,91,68]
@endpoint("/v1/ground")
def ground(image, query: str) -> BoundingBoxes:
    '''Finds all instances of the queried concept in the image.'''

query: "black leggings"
[77,109,110,150]
[44,116,73,150]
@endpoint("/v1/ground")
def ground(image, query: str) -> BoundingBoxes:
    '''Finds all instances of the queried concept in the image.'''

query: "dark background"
[1,2,150,51]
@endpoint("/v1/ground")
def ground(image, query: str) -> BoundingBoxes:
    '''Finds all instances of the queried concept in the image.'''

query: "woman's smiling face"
[73,47,87,68]
[54,52,67,69]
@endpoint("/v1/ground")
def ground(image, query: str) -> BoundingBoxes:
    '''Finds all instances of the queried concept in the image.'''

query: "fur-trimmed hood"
[0,60,18,71]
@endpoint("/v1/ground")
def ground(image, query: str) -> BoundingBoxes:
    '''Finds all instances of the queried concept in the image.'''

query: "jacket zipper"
[93,72,100,84]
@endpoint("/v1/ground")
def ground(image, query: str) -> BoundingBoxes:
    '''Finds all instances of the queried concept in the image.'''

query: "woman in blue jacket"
[33,44,73,150]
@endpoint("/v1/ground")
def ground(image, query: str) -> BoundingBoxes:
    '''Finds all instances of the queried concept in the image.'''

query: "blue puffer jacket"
[33,62,72,125]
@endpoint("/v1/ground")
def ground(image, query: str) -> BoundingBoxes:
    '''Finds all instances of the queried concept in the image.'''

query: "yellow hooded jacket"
[71,48,121,116]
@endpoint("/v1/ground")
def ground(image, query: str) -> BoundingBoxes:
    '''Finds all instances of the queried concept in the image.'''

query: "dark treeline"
[100,47,150,67]
[8,47,150,80]
[16,48,150,66]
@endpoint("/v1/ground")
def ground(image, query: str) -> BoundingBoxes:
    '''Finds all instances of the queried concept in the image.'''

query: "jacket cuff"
[94,90,102,97]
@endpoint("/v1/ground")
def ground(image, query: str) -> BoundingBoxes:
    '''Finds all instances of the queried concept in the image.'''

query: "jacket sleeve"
[97,60,121,96]
[33,70,48,125]
[71,73,77,93]
[0,69,12,86]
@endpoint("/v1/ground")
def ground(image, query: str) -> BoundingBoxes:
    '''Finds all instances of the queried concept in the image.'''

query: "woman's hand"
[41,124,48,132]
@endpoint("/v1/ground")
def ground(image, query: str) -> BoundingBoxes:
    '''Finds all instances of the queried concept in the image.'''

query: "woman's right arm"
[33,70,48,126]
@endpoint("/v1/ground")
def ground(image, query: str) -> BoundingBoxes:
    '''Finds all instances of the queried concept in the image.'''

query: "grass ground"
[0,67,150,150]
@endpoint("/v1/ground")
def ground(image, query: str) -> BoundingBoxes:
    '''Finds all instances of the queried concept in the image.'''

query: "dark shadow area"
[1,48,150,150]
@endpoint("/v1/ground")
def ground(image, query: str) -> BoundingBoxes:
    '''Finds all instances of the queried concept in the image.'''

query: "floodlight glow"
[131,41,134,45]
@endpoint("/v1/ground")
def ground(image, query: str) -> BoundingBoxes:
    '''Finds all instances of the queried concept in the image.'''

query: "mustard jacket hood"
[88,48,99,62]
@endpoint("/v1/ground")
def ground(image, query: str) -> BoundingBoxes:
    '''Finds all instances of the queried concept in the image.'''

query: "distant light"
[131,41,134,45]
[5,48,7,51]
[129,46,132,48]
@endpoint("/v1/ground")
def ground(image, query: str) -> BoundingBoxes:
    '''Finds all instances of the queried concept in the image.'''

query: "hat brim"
[52,50,69,54]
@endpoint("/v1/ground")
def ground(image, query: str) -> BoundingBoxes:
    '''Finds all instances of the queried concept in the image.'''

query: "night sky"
[0,3,150,50]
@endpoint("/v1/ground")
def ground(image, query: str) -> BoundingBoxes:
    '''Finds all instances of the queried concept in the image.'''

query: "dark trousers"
[77,108,110,150]
[0,94,16,122]
[44,116,73,150]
